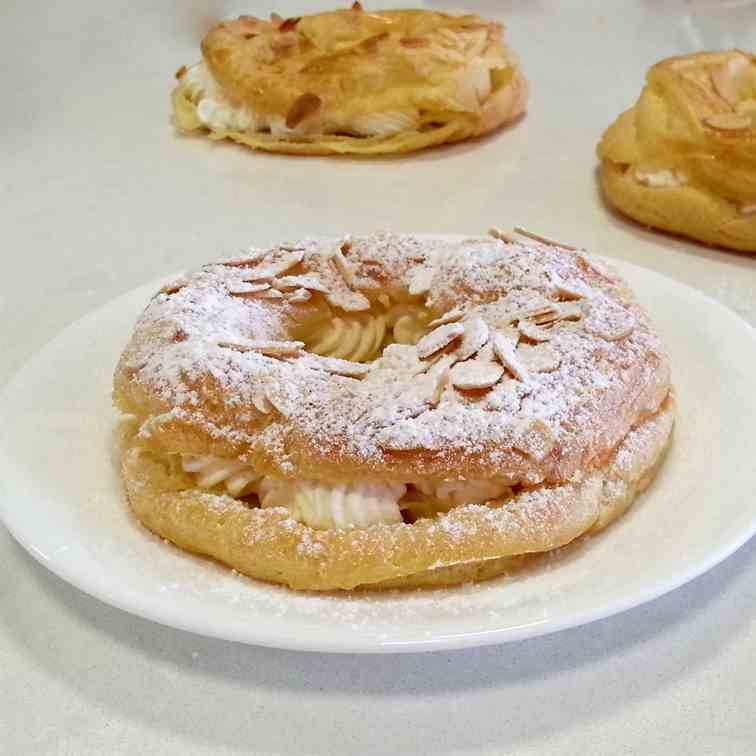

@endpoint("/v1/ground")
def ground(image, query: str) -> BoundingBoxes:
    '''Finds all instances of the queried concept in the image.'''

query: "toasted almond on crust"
[488,227,515,243]
[325,288,371,312]
[518,320,553,342]
[305,355,370,377]
[229,282,271,297]
[218,340,304,356]
[516,343,561,373]
[491,331,528,381]
[274,275,330,292]
[702,112,751,130]
[285,93,322,128]
[453,317,489,361]
[450,359,504,390]
[416,322,465,359]
[429,307,465,328]
[408,266,434,296]
[287,288,312,303]
[514,227,579,251]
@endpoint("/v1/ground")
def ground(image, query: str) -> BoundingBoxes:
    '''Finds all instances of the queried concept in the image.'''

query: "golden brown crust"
[172,8,528,155]
[597,50,756,252]
[121,397,674,590]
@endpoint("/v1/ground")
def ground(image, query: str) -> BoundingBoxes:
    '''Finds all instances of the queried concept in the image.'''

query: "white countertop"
[2,1,756,753]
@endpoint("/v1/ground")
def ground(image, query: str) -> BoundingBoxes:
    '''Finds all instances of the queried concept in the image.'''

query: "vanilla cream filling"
[634,168,689,188]
[180,454,512,529]
[181,60,496,139]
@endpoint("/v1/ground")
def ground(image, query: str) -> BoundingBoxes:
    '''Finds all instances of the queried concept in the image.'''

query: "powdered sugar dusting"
[116,232,671,484]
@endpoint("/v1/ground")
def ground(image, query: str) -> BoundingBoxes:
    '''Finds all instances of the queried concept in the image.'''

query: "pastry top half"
[114,231,671,487]
[598,50,756,251]
[172,6,528,154]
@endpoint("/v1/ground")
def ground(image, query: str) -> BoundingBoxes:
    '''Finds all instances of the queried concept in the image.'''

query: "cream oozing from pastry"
[633,168,689,188]
[259,478,406,529]
[181,56,502,140]
[181,455,261,496]
[181,454,512,529]
[182,63,425,139]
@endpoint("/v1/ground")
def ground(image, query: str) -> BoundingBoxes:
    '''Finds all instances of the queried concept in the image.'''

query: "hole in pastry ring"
[114,232,674,590]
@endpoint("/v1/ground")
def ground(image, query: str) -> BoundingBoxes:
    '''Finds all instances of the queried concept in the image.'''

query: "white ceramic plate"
[1,258,755,654]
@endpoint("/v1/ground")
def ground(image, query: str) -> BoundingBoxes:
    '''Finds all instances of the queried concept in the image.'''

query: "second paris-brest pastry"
[598,50,756,252]
[171,5,528,155]
[114,230,674,591]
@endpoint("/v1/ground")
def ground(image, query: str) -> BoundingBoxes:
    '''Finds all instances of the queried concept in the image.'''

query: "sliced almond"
[513,227,579,251]
[245,250,305,280]
[274,275,329,293]
[287,288,312,303]
[220,249,269,268]
[218,340,304,357]
[488,227,515,243]
[551,275,589,301]
[492,332,528,381]
[453,317,489,361]
[529,305,562,326]
[558,301,584,321]
[400,37,429,48]
[229,282,271,297]
[408,266,434,296]
[416,322,465,359]
[516,343,561,373]
[252,392,274,414]
[259,289,284,299]
[703,112,751,130]
[518,320,553,343]
[450,360,505,391]
[278,16,300,32]
[711,65,738,106]
[285,93,321,129]
[513,419,555,462]
[326,288,371,312]
[331,244,355,287]
[429,307,465,328]
[306,355,370,378]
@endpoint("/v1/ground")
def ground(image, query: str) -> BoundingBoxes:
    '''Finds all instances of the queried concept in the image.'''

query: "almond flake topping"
[252,392,274,414]
[488,227,515,243]
[514,227,579,251]
[245,250,305,280]
[450,359,505,391]
[287,288,312,303]
[516,343,561,373]
[491,332,528,381]
[218,340,304,357]
[408,266,435,296]
[304,355,370,378]
[518,320,553,343]
[453,317,490,361]
[331,244,356,287]
[429,307,465,328]
[703,112,752,130]
[229,282,271,297]
[416,322,465,359]
[274,275,330,292]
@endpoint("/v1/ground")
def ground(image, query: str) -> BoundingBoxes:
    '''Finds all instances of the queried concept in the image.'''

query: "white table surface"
[2,1,756,753]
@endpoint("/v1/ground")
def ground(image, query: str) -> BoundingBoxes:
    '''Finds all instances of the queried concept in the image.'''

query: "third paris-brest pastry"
[114,230,674,590]
[598,50,756,252]
[171,5,527,155]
